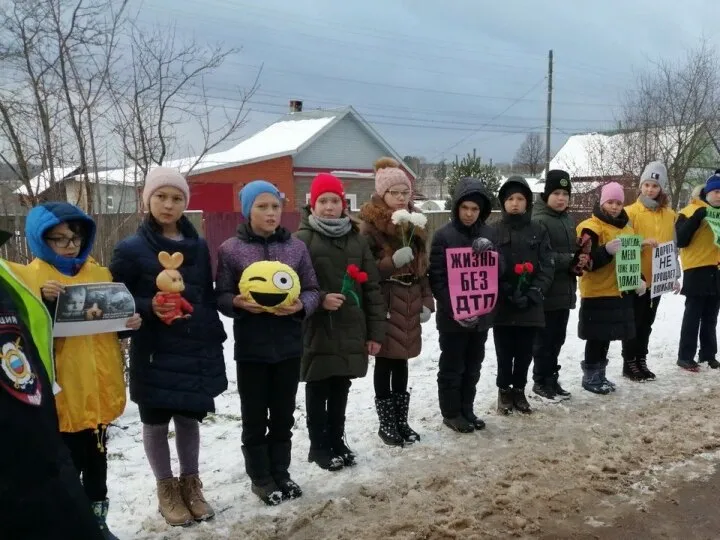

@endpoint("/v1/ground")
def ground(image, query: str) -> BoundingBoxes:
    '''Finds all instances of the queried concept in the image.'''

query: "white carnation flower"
[391,209,412,225]
[408,212,427,228]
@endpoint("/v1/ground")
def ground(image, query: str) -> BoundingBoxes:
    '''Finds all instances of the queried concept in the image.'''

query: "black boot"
[269,442,302,500]
[532,381,556,400]
[637,357,656,380]
[460,373,485,430]
[374,396,404,447]
[622,358,645,382]
[581,363,612,395]
[439,383,474,432]
[91,500,119,540]
[551,369,571,398]
[242,445,283,506]
[393,391,420,444]
[442,416,475,433]
[327,379,356,466]
[512,387,532,414]
[306,384,344,472]
[708,358,720,369]
[497,388,514,415]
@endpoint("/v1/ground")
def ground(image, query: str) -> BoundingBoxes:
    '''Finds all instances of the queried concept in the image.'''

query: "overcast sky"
[137,0,720,164]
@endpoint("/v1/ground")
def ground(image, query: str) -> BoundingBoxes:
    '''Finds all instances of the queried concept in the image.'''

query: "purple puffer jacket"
[216,223,320,363]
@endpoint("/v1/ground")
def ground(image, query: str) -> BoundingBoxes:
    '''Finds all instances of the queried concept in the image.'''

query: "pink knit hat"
[375,167,412,197]
[142,167,190,208]
[600,182,625,206]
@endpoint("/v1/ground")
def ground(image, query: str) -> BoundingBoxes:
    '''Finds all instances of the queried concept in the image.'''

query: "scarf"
[638,194,659,210]
[308,214,352,238]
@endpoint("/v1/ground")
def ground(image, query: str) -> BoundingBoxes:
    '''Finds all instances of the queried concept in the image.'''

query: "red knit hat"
[310,173,346,208]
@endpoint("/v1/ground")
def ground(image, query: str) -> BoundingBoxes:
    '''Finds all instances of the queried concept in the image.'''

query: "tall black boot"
[269,442,302,500]
[306,383,344,471]
[460,373,485,430]
[439,383,474,433]
[393,391,420,444]
[374,396,404,447]
[327,379,356,466]
[241,445,283,506]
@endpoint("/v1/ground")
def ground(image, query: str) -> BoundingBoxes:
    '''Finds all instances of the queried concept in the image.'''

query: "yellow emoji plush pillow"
[239,261,300,313]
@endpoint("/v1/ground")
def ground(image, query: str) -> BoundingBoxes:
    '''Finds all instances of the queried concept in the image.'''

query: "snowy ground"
[106,292,720,539]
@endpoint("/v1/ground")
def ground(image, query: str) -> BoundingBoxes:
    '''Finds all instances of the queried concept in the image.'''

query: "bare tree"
[112,23,260,178]
[514,133,544,176]
[620,40,720,207]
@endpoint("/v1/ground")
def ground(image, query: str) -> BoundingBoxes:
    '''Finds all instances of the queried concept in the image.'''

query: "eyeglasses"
[388,190,411,199]
[46,235,83,248]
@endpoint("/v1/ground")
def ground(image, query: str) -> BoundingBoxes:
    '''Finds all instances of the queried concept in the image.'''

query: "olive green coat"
[295,208,386,382]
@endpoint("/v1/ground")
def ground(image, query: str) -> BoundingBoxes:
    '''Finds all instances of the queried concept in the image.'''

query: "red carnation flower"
[514,263,524,275]
[524,262,534,273]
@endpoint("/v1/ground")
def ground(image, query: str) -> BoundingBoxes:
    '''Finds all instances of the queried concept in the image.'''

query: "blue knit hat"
[705,173,720,195]
[239,180,281,218]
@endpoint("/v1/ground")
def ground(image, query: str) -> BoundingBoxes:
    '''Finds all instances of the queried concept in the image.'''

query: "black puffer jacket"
[492,177,554,327]
[532,198,578,311]
[110,217,228,413]
[429,178,499,333]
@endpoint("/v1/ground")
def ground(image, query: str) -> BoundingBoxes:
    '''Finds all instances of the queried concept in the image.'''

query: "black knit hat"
[542,169,571,201]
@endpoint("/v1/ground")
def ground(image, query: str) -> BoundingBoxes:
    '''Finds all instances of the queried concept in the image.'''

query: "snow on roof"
[14,166,141,196]
[543,126,700,179]
[167,115,337,175]
[416,199,448,212]
[498,176,545,194]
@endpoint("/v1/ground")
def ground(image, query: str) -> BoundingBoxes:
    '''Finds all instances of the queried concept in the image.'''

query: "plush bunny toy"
[154,251,193,325]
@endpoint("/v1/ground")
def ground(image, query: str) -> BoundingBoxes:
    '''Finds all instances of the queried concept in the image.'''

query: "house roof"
[167,106,416,178]
[14,166,141,196]
[543,126,706,180]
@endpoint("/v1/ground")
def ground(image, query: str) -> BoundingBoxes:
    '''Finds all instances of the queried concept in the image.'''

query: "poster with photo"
[54,282,135,337]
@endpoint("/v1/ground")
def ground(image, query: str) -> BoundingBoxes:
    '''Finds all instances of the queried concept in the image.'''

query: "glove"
[605,238,621,255]
[635,280,647,296]
[692,207,707,221]
[456,316,479,328]
[526,287,543,305]
[419,306,432,323]
[472,237,494,254]
[509,289,529,310]
[392,246,415,268]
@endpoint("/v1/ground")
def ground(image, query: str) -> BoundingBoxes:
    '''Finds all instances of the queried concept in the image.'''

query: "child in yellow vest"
[20,202,141,540]
[576,183,653,394]
[622,161,679,381]
[676,173,720,371]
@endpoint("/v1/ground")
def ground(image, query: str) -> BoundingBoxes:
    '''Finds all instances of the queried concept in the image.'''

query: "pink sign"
[445,247,499,320]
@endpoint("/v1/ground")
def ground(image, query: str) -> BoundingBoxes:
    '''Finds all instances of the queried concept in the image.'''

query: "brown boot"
[179,474,215,521]
[156,477,193,527]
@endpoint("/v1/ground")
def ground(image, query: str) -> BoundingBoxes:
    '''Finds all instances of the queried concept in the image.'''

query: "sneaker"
[677,358,701,372]
[532,382,557,400]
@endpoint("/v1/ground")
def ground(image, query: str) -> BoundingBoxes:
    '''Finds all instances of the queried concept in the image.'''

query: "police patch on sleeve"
[0,314,42,406]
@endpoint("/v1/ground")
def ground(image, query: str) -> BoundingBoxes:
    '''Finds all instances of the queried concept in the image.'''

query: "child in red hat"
[296,173,385,470]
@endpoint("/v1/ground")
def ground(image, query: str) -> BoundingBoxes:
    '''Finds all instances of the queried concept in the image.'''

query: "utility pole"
[545,49,553,175]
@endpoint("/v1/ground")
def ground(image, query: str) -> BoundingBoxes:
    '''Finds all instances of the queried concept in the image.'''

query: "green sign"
[615,234,642,292]
[705,207,720,248]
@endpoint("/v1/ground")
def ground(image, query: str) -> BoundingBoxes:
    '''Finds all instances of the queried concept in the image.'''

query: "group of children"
[3,155,720,538]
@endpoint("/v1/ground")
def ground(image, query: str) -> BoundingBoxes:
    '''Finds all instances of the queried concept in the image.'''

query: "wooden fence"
[0,212,204,266]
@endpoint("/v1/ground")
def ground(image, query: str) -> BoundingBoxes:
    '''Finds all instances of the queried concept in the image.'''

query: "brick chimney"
[289,100,303,113]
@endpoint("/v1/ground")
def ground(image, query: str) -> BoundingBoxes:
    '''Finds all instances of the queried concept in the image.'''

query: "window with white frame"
[305,193,359,211]
[106,196,114,210]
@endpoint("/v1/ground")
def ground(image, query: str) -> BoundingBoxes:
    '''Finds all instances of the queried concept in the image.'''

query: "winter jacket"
[429,178,498,333]
[0,260,105,540]
[358,194,434,360]
[109,216,227,413]
[625,199,678,285]
[295,208,386,382]
[676,197,720,296]
[18,203,125,433]
[216,222,321,364]
[532,198,578,311]
[492,178,554,328]
[576,205,636,341]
